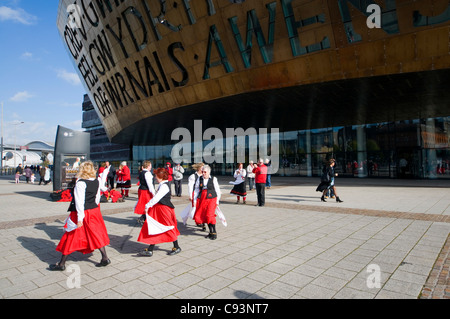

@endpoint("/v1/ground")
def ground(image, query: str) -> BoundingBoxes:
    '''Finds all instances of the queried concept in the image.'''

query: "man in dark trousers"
[105,161,116,189]
[252,159,268,207]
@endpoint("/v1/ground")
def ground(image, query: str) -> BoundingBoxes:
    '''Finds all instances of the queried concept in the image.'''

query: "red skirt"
[134,189,153,215]
[56,206,110,255]
[194,190,217,225]
[137,204,180,245]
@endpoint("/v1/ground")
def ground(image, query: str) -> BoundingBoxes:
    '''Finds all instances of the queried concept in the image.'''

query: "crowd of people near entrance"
[47,158,342,271]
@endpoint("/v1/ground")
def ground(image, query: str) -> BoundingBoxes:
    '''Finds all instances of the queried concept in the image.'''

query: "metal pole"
[13,121,24,169]
[14,122,17,169]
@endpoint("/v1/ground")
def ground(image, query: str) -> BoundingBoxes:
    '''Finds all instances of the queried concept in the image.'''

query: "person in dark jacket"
[105,161,116,189]
[317,159,343,203]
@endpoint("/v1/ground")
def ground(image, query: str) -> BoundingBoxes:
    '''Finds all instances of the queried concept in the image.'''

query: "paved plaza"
[0,175,449,300]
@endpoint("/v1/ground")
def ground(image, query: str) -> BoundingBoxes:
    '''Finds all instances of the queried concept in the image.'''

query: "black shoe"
[321,196,326,202]
[49,263,65,271]
[95,259,111,267]
[205,232,217,240]
[168,247,181,256]
[137,215,146,225]
[138,249,153,257]
[336,197,343,203]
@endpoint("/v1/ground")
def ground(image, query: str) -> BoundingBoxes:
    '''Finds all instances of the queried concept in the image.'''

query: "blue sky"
[0,0,86,146]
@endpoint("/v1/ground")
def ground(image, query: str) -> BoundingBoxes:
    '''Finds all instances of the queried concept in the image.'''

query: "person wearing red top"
[252,159,267,207]
[117,161,131,197]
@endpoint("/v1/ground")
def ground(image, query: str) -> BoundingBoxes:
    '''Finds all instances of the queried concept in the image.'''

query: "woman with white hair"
[194,165,221,240]
[117,161,131,198]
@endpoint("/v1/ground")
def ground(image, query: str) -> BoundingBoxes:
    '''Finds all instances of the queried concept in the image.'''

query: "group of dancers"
[49,161,221,271]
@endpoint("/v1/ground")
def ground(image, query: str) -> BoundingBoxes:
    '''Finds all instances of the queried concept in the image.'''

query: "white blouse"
[145,181,170,210]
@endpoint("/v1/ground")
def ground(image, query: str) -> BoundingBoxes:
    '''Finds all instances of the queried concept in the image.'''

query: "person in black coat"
[316,159,343,203]
[105,161,116,189]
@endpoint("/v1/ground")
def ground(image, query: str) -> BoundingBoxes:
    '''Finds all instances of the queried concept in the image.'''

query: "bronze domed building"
[57,0,450,178]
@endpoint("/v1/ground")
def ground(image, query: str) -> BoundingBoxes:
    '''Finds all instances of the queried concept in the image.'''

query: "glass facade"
[133,116,450,179]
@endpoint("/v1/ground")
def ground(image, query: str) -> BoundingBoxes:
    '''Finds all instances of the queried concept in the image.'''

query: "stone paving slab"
[0,176,449,300]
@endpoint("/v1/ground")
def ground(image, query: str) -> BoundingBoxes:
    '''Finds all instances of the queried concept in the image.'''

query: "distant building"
[82,94,131,166]
[1,141,54,168]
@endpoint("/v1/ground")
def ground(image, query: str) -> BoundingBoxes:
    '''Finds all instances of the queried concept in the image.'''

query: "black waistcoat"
[139,170,150,190]
[198,176,217,199]
[158,183,174,208]
[68,179,99,212]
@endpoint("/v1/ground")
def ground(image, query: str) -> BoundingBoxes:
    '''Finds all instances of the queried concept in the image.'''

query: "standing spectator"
[246,161,255,191]
[39,166,46,185]
[165,162,173,195]
[265,159,272,189]
[24,166,32,183]
[98,162,106,177]
[173,163,185,197]
[105,161,116,189]
[44,166,51,185]
[252,159,267,207]
[15,164,23,184]
[116,161,131,198]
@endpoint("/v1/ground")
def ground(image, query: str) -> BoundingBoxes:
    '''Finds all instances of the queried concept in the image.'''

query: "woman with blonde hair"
[49,161,110,271]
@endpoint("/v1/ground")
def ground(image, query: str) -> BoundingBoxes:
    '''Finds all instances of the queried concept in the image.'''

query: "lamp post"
[13,121,24,169]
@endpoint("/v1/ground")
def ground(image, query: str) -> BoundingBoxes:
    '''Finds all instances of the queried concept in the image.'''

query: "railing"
[0,168,17,176]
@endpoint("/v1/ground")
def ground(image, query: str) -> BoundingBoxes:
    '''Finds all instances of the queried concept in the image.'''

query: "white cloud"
[20,52,39,61]
[56,69,81,86]
[4,121,56,146]
[0,6,37,25]
[10,91,34,102]
[21,52,33,59]
[66,120,82,129]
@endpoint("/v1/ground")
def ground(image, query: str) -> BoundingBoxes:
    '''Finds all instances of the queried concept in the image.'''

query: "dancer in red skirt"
[194,165,221,240]
[187,162,204,229]
[49,161,110,271]
[134,160,156,224]
[137,168,181,256]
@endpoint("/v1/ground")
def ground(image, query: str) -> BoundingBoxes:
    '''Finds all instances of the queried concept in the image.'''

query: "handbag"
[321,171,330,183]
